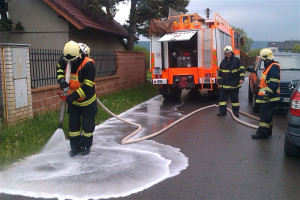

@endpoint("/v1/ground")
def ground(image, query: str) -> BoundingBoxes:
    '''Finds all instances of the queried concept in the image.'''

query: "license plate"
[283,97,290,102]
[204,78,210,83]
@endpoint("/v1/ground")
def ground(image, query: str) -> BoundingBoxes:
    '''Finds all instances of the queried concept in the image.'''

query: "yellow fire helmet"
[259,48,274,61]
[63,40,81,61]
[78,43,90,57]
[224,46,233,53]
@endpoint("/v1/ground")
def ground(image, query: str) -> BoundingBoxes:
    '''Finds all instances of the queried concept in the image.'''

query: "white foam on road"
[0,96,188,200]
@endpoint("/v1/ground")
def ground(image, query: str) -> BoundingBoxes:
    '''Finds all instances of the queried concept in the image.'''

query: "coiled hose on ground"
[96,98,259,145]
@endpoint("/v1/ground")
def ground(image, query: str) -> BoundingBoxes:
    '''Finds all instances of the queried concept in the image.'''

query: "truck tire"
[284,133,300,157]
[161,85,181,100]
[173,87,182,99]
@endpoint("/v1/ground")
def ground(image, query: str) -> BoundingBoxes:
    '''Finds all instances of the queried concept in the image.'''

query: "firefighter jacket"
[256,61,280,103]
[217,55,245,90]
[57,56,96,106]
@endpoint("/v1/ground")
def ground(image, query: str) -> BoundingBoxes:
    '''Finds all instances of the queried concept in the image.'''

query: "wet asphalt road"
[1,79,300,200]
[117,79,300,200]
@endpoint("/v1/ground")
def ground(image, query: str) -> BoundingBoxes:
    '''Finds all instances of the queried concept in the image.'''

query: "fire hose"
[57,61,259,144]
[96,98,259,145]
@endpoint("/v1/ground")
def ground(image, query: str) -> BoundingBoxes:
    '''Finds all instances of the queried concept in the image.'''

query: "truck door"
[151,36,163,69]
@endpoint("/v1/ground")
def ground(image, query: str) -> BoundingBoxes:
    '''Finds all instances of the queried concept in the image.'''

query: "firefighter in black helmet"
[57,40,97,157]
[217,46,245,117]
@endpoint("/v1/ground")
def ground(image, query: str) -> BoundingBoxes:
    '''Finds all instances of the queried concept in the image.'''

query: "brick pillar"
[0,44,33,124]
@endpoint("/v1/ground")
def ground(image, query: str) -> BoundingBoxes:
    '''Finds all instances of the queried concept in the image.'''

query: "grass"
[146,70,152,80]
[0,82,158,170]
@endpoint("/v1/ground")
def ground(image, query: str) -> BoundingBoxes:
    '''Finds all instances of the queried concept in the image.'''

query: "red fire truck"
[150,13,243,99]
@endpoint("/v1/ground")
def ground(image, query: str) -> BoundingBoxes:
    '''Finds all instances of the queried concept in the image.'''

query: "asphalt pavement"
[114,79,300,200]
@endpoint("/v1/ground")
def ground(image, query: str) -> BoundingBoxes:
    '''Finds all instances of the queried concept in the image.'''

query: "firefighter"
[57,40,97,156]
[252,48,280,139]
[217,46,245,117]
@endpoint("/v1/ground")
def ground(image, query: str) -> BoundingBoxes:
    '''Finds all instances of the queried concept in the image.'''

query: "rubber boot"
[233,112,239,118]
[251,130,268,139]
[81,136,93,156]
[217,112,227,116]
[69,136,82,157]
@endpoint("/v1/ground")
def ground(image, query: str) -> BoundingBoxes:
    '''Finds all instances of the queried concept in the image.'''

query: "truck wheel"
[252,92,259,113]
[248,82,253,101]
[284,133,300,157]
[173,87,182,99]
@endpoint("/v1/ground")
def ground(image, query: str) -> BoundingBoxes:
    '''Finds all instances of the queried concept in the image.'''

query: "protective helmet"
[224,46,233,53]
[78,43,90,56]
[63,40,81,61]
[259,48,274,60]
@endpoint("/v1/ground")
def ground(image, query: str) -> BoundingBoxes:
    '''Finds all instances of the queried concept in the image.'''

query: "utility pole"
[205,8,210,19]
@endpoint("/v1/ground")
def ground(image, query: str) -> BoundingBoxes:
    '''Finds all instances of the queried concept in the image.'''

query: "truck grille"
[280,82,292,96]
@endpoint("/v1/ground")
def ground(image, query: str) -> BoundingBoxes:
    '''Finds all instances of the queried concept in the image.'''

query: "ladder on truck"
[201,28,214,91]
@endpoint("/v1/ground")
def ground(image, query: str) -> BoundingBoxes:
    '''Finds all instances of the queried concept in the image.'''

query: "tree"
[135,0,190,38]
[86,0,126,20]
[293,44,300,53]
[248,48,261,58]
[85,0,190,51]
[232,26,253,53]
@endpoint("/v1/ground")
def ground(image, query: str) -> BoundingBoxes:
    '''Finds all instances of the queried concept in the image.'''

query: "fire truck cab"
[150,13,242,99]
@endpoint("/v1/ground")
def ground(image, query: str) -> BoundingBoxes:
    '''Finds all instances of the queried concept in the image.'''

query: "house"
[268,40,300,52]
[0,0,128,52]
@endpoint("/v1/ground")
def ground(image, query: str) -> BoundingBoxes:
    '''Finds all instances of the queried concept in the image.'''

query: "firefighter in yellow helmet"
[252,48,280,139]
[57,40,97,156]
[217,46,245,117]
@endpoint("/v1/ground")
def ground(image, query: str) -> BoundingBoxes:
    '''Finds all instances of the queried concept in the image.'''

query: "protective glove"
[66,95,75,104]
[58,79,69,90]
[57,92,67,101]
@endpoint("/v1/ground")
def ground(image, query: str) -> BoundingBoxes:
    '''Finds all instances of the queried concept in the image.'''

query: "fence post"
[0,43,33,124]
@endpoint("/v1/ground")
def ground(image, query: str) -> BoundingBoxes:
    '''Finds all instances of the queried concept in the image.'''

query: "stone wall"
[31,51,146,114]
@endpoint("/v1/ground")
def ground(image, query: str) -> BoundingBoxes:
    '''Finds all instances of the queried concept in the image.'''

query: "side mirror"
[247,66,256,73]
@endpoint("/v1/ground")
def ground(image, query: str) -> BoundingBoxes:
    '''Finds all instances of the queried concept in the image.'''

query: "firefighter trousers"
[257,102,275,136]
[68,100,98,151]
[218,88,240,114]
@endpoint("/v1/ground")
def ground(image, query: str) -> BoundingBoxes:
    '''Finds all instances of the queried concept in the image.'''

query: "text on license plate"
[283,98,290,102]
[157,80,162,83]
[204,78,210,83]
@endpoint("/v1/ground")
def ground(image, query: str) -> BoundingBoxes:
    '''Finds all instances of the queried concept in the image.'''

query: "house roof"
[268,41,300,50]
[43,0,128,37]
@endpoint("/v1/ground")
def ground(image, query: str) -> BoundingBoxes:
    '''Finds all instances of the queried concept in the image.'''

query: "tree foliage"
[232,26,253,53]
[136,0,190,38]
[248,48,261,58]
[293,44,300,53]
[84,0,190,50]
[86,0,126,20]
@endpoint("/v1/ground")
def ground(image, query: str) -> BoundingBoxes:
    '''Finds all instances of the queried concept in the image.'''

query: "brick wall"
[0,44,33,124]
[31,50,146,114]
